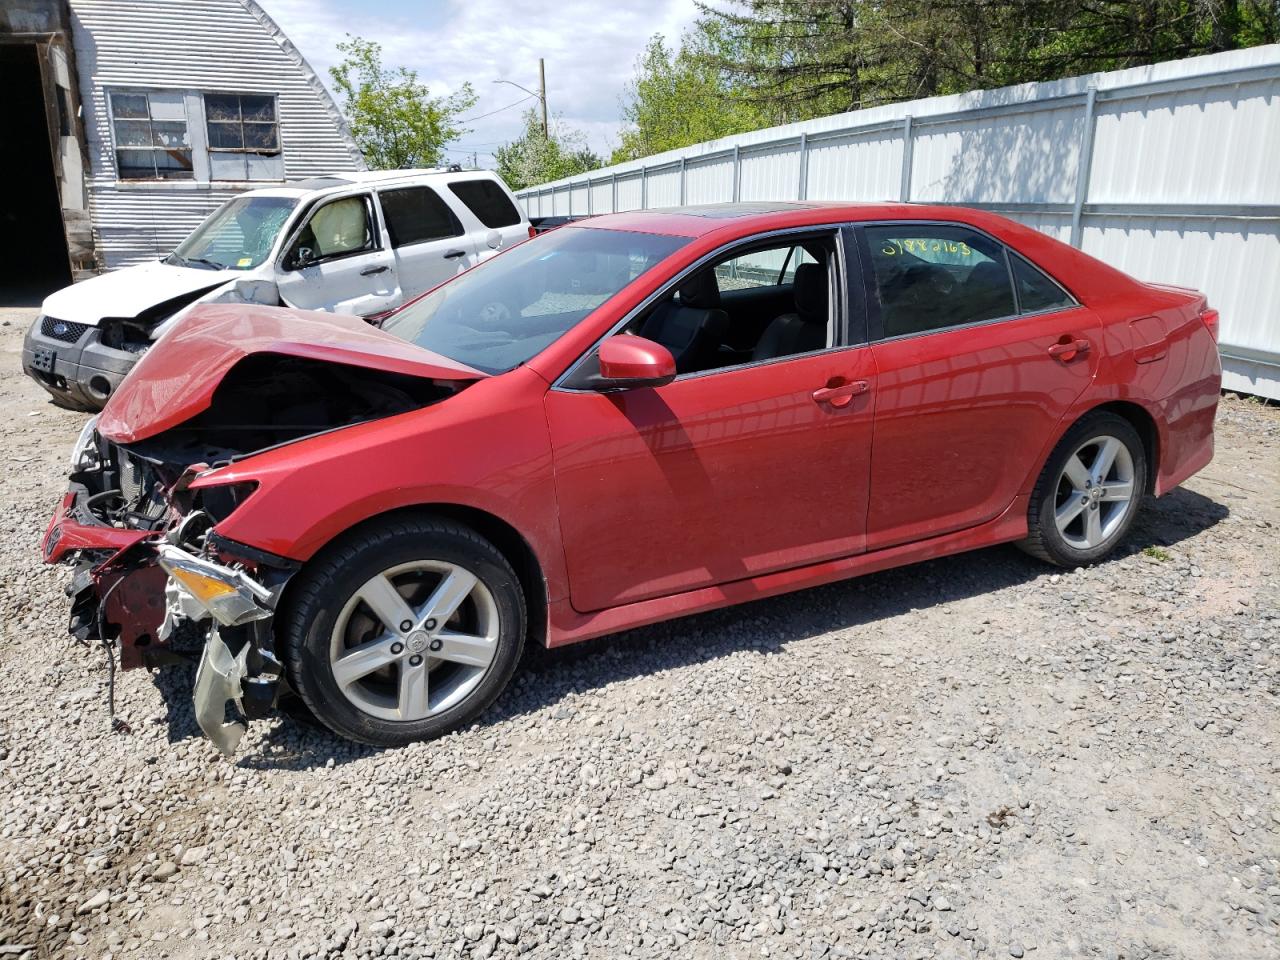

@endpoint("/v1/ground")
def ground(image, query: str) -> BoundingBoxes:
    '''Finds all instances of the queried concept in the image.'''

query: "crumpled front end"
[43,425,296,754]
[42,317,478,753]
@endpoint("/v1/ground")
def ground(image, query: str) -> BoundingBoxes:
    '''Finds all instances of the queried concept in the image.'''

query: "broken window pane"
[154,149,194,179]
[243,123,278,150]
[204,93,281,173]
[151,122,190,148]
[111,91,190,181]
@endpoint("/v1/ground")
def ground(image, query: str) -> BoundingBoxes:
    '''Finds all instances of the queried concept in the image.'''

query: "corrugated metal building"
[517,46,1280,400]
[1,0,362,294]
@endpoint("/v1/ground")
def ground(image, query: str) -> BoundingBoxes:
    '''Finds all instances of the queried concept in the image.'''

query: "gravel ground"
[0,304,1276,960]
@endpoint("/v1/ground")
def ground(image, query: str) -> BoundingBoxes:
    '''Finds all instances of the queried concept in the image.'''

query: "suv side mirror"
[286,245,316,270]
[595,335,676,390]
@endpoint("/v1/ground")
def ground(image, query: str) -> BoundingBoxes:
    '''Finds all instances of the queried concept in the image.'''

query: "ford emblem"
[52,321,68,336]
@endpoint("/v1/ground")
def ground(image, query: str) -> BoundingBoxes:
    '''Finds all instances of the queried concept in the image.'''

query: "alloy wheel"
[329,560,499,722]
[1053,435,1136,550]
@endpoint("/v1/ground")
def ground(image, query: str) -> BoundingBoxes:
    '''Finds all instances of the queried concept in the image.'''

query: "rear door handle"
[360,265,390,276]
[812,380,870,408]
[1048,338,1090,361]
[443,249,468,259]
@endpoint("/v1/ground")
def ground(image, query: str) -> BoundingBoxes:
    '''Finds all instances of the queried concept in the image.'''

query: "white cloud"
[257,0,700,165]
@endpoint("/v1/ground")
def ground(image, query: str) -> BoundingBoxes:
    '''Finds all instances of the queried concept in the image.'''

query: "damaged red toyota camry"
[43,202,1221,753]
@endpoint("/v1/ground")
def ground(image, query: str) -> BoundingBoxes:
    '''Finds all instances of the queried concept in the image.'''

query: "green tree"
[697,0,1280,119]
[612,27,768,163]
[329,36,477,169]
[494,109,602,190]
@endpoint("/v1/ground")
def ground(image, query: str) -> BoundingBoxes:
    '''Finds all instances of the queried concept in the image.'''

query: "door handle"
[812,380,870,408]
[1048,338,1090,361]
[443,249,468,259]
[360,265,390,276]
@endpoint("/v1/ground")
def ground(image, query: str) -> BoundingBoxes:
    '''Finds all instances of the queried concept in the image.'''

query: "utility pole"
[538,58,548,138]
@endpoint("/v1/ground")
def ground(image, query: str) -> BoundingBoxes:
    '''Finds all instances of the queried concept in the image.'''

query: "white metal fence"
[516,46,1280,399]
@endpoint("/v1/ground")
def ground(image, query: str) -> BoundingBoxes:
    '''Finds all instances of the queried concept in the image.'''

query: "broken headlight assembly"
[69,415,101,472]
[156,544,273,627]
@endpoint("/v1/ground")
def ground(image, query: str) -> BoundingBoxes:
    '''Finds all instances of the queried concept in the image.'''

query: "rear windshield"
[448,179,523,228]
[382,227,689,373]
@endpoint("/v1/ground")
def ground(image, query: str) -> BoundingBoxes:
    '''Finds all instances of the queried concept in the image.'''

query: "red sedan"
[43,202,1220,752]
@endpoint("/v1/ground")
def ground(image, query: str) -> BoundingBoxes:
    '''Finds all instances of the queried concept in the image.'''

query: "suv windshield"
[382,227,689,373]
[170,195,298,270]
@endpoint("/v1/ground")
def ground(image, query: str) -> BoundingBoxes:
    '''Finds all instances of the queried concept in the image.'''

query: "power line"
[458,94,535,124]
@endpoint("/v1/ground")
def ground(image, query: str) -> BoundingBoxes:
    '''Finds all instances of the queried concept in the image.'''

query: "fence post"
[679,156,686,205]
[899,115,914,202]
[586,179,592,216]
[797,132,809,200]
[611,173,618,213]
[641,165,648,209]
[732,144,741,202]
[1070,87,1098,249]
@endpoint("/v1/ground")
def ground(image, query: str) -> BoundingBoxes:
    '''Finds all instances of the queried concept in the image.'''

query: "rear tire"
[281,516,526,747]
[1020,412,1146,567]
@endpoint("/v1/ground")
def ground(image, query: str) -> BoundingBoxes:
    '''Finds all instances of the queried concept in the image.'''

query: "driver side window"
[624,232,838,377]
[288,195,375,267]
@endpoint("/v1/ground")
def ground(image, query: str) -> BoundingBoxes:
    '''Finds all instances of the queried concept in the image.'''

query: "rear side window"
[1011,254,1074,313]
[380,187,462,247]
[865,225,1015,339]
[448,179,522,228]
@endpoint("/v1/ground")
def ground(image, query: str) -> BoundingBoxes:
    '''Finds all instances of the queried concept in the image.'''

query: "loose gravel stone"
[0,311,1277,960]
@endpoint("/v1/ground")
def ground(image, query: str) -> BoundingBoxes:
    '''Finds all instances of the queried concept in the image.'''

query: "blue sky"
[257,0,701,167]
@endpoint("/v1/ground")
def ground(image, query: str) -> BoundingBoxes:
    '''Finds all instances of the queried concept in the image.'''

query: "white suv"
[23,168,531,410]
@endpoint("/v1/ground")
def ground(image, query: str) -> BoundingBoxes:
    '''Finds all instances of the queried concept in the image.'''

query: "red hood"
[98,304,487,443]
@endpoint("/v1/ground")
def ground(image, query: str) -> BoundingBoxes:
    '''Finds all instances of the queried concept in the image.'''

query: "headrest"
[793,262,828,323]
[678,270,720,309]
[964,261,1006,287]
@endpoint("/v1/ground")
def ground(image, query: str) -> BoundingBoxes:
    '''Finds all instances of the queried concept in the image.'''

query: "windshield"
[382,227,690,373]
[170,195,298,270]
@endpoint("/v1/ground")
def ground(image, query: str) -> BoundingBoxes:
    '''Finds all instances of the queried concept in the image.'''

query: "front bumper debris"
[43,471,294,754]
[193,627,252,755]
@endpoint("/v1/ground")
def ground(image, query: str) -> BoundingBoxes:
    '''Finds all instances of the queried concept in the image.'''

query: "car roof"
[272,168,506,198]
[572,201,1001,239]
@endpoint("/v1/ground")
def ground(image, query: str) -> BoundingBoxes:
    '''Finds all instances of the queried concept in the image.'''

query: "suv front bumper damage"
[44,486,293,754]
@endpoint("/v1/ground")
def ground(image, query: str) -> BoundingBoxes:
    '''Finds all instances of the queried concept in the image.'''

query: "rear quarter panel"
[1088,286,1221,494]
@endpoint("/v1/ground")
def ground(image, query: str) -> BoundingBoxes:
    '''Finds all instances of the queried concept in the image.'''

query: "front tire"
[281,516,526,747]
[1020,412,1147,567]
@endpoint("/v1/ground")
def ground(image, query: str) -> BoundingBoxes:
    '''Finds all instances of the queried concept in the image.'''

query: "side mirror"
[286,245,315,270]
[595,335,676,390]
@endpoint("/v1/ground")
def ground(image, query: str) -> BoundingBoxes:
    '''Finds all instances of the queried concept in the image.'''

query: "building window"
[204,93,283,181]
[109,91,193,180]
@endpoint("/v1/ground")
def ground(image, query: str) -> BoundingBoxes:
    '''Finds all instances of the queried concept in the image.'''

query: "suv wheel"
[282,516,526,746]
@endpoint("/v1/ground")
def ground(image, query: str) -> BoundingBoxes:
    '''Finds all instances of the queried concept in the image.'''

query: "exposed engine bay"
[46,353,464,753]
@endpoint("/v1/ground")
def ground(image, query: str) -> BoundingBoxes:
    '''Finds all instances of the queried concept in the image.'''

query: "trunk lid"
[97,303,487,443]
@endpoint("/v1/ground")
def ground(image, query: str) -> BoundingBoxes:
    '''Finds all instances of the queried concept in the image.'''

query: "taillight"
[1200,307,1219,341]
[528,225,537,239]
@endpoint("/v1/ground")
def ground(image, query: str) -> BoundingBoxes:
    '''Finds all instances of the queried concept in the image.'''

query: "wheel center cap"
[1090,487,1102,500]
[406,630,430,653]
